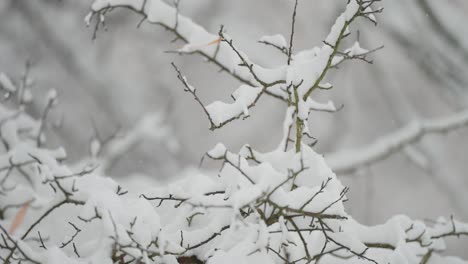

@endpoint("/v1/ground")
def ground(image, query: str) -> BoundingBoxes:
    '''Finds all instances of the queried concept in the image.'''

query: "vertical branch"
[288,0,299,65]
[173,0,180,30]
[17,60,32,106]
[295,118,303,153]
[293,81,303,153]
[288,0,303,153]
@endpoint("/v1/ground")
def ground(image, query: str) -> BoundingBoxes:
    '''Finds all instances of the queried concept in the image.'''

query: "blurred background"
[1,0,467,257]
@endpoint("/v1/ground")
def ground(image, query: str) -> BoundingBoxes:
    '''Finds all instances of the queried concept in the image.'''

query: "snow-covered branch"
[327,109,468,174]
[87,0,381,138]
[86,0,288,101]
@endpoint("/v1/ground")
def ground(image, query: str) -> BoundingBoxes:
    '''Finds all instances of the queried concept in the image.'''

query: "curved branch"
[327,110,468,174]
